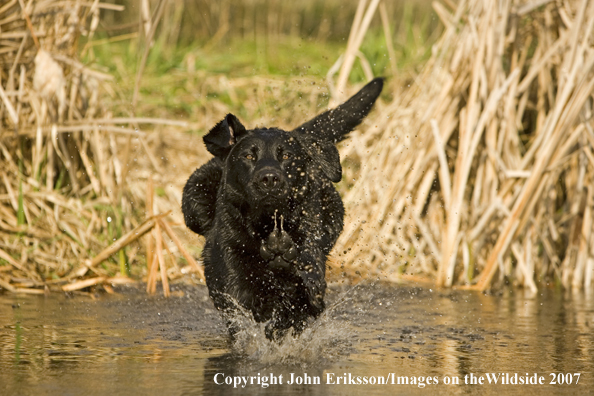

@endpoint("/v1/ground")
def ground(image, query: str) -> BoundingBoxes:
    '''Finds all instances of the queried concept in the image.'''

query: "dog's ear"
[293,77,383,143]
[203,114,247,157]
[295,134,342,182]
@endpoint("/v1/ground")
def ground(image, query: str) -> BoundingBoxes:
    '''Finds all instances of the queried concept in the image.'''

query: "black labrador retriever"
[182,78,383,340]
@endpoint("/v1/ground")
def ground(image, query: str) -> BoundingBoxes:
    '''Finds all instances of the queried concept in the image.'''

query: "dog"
[182,78,383,340]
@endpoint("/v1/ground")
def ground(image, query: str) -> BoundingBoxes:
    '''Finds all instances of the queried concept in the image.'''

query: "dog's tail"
[292,77,384,143]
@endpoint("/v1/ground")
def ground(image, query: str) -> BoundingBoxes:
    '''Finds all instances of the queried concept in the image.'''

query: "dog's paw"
[259,240,276,261]
[260,226,298,268]
[263,227,293,255]
[269,255,291,270]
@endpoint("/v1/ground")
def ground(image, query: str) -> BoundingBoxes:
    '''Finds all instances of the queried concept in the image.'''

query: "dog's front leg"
[293,246,326,313]
[259,232,325,313]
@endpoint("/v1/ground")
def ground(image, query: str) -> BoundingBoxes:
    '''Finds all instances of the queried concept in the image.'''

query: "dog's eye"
[282,153,290,160]
[245,154,255,161]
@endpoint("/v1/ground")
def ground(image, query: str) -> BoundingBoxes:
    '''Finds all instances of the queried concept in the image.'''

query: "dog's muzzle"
[253,167,287,197]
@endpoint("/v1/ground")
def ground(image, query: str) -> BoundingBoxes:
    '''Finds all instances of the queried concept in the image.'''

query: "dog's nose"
[260,172,280,189]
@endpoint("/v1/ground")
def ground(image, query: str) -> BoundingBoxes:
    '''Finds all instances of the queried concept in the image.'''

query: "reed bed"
[4,0,592,295]
[0,0,206,295]
[335,0,594,291]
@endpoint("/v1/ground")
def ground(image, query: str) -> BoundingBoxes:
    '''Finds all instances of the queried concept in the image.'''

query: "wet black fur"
[182,78,383,340]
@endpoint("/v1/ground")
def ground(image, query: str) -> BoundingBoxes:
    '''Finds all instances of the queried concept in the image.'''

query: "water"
[1,283,593,395]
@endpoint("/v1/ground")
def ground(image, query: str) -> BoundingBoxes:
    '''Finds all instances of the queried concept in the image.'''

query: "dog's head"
[203,78,383,210]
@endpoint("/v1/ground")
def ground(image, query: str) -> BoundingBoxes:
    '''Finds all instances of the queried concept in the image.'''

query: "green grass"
[84,23,434,123]
[86,36,347,120]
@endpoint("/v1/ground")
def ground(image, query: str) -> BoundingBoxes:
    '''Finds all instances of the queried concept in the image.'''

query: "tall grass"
[0,0,197,294]
[4,0,588,294]
[336,0,594,291]
[100,0,437,47]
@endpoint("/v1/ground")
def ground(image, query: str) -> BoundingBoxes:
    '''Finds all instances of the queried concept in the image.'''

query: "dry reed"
[5,0,591,295]
[334,0,594,291]
[0,0,203,295]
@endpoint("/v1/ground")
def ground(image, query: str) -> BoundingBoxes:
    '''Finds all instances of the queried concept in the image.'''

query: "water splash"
[224,291,356,365]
